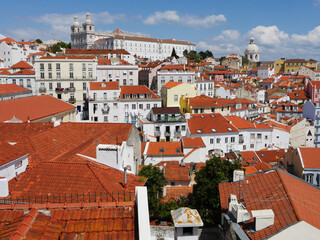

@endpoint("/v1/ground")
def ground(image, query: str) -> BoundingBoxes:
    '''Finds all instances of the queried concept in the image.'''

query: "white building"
[96,58,138,86]
[88,82,161,124]
[257,66,275,79]
[139,107,187,142]
[157,65,199,91]
[71,13,196,61]
[34,56,97,109]
[195,77,214,97]
[290,119,314,148]
[0,37,40,68]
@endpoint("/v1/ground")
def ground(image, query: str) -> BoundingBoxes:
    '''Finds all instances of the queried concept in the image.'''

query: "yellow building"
[161,81,198,108]
[181,95,232,115]
[274,58,285,74]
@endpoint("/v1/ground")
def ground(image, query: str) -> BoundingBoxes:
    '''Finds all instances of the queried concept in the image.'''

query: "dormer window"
[132,94,137,99]
[159,148,164,153]
[176,148,181,153]
[147,94,152,98]
[124,94,130,99]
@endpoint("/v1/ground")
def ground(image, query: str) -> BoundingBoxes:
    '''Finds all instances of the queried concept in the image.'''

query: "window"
[82,63,86,71]
[57,72,61,79]
[19,79,23,86]
[83,93,87,100]
[113,103,118,109]
[83,82,86,90]
[70,82,74,88]
[113,116,118,122]
[265,135,268,140]
[69,63,73,71]
[231,137,235,143]
[89,72,93,79]
[123,79,127,85]
[70,72,73,79]
[250,144,254,148]
[15,161,22,169]
[154,104,158,108]
[130,79,133,85]
[139,104,143,109]
[40,63,44,70]
[183,227,193,236]
[104,116,108,122]
[147,104,150,110]
[129,71,133,75]
[243,145,246,150]
[174,94,178,102]
[49,83,52,90]
[40,73,44,79]
[56,63,60,70]
[250,133,255,139]
[49,72,52,79]
[88,64,92,71]
[216,138,221,144]
[210,138,214,144]
[305,174,313,184]
[132,94,137,99]
[57,83,61,88]
[82,72,86,78]
[182,125,186,131]
[132,104,136,109]
[27,79,31,87]
[48,63,52,70]
[225,137,228,143]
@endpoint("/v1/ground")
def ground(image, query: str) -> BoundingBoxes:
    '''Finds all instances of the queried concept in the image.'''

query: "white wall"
[0,154,28,181]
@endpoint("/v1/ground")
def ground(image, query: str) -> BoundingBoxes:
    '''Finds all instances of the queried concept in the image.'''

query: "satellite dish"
[51,117,56,122]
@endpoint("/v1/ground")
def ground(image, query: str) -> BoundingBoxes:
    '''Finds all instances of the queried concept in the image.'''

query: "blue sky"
[2,0,320,60]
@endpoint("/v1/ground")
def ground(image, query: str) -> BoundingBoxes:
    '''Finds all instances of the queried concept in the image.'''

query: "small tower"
[244,38,260,63]
[82,13,95,49]
[82,13,94,33]
[71,16,80,33]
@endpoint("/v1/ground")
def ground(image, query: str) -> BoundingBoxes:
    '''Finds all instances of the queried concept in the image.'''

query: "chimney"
[251,209,274,231]
[233,170,244,182]
[124,167,127,189]
[0,177,9,197]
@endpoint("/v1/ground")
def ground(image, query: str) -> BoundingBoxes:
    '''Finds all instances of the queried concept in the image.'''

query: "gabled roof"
[0,37,17,44]
[0,142,28,167]
[10,61,33,69]
[160,65,198,72]
[299,147,320,169]
[98,58,131,65]
[188,95,233,108]
[162,81,183,89]
[120,85,159,99]
[187,113,238,135]
[0,95,75,123]
[145,142,183,156]
[225,116,272,130]
[89,81,119,90]
[10,69,35,75]
[182,137,206,148]
[156,161,189,181]
[219,169,320,240]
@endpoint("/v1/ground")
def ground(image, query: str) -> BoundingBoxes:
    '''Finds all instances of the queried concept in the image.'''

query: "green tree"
[171,47,179,59]
[139,165,167,218]
[242,56,249,66]
[51,44,62,53]
[35,39,43,44]
[192,157,242,225]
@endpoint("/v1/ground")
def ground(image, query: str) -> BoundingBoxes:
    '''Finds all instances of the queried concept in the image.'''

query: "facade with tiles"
[34,56,97,109]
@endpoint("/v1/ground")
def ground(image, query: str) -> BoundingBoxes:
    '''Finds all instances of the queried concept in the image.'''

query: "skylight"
[227,128,233,131]
[197,130,202,133]
[159,148,164,153]
[211,115,215,118]
[211,128,216,132]
[200,115,204,118]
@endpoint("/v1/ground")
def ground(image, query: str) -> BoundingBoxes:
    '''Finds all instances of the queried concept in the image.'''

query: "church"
[71,13,196,61]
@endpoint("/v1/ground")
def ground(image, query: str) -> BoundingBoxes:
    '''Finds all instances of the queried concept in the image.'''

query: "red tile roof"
[187,113,238,135]
[182,137,206,148]
[299,147,320,169]
[219,169,320,240]
[0,95,76,123]
[0,38,17,44]
[98,58,131,65]
[162,81,183,89]
[0,204,135,240]
[157,161,189,181]
[161,65,198,72]
[89,81,119,90]
[162,186,193,202]
[0,142,28,167]
[40,56,95,60]
[188,95,233,108]
[226,116,272,130]
[120,85,159,99]
[10,61,33,69]
[0,84,31,95]
[146,142,183,156]
[10,69,35,75]
[64,48,130,55]
[0,70,11,75]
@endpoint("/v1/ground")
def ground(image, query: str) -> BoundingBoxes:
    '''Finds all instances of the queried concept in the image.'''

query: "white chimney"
[231,203,251,223]
[233,170,244,182]
[0,177,9,197]
[228,194,238,212]
[251,209,274,231]
[185,113,191,120]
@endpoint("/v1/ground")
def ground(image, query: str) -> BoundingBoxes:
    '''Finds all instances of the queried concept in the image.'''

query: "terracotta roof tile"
[219,169,320,239]
[0,84,31,95]
[162,186,193,202]
[187,113,238,135]
[11,69,35,75]
[120,85,159,99]
[226,116,272,130]
[146,142,183,156]
[299,147,320,168]
[0,95,75,123]
[182,137,206,148]
[10,61,33,69]
[162,81,183,88]
[89,81,119,91]
[157,161,189,181]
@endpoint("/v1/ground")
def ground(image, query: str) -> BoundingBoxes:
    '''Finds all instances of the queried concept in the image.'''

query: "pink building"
[305,80,320,102]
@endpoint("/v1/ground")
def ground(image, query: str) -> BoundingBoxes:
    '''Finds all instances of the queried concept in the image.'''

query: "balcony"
[165,131,171,136]
[68,98,76,104]
[55,87,64,92]
[174,131,181,137]
[154,131,161,137]
[69,87,76,92]
[39,87,46,93]
[102,107,110,114]
[155,115,185,123]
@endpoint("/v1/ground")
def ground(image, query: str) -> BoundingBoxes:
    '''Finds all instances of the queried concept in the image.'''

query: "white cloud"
[248,25,289,46]
[198,25,320,60]
[142,10,226,28]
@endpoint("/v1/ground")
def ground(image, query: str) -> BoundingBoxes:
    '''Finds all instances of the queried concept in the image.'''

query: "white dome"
[245,38,260,54]
[85,13,92,24]
[73,16,79,27]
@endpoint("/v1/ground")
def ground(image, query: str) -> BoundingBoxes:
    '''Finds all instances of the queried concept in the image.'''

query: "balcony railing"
[154,131,161,137]
[174,131,181,137]
[69,98,76,104]
[156,115,185,123]
[102,107,110,114]
[165,131,171,136]
[39,87,46,93]
[69,87,76,92]
[55,87,64,92]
